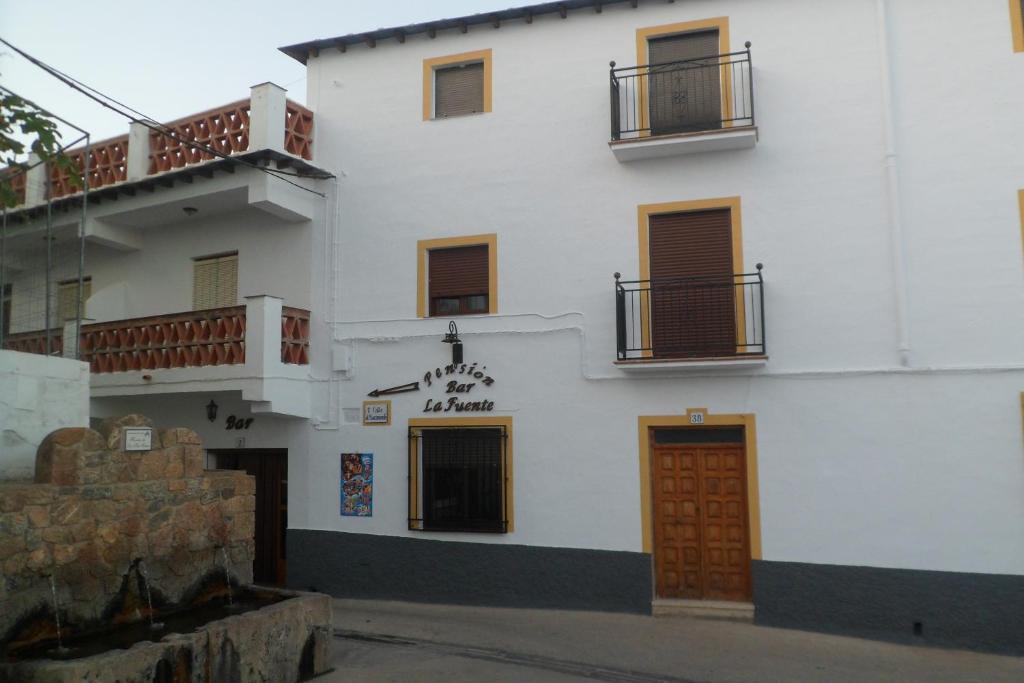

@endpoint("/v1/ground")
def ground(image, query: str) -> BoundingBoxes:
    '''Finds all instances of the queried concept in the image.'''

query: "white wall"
[0,350,89,480]
[284,0,1024,576]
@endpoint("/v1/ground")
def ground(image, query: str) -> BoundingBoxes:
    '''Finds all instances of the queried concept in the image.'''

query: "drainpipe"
[876,0,912,367]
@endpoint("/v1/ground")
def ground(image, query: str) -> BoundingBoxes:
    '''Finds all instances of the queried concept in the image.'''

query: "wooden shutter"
[649,209,735,357]
[648,30,722,134]
[192,253,238,310]
[2,284,11,336]
[434,62,484,117]
[429,245,489,299]
[57,278,91,322]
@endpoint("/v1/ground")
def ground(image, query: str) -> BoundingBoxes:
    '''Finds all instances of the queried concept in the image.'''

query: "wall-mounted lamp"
[206,399,219,423]
[183,206,199,216]
[441,321,463,365]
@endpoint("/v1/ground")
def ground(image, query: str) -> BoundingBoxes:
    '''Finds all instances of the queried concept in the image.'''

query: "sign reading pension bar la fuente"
[421,361,496,413]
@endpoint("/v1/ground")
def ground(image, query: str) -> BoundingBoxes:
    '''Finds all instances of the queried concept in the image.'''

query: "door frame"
[638,409,761,567]
[208,448,288,586]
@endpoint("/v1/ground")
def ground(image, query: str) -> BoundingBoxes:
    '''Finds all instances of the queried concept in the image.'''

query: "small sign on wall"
[362,400,391,426]
[123,427,153,452]
[341,453,373,517]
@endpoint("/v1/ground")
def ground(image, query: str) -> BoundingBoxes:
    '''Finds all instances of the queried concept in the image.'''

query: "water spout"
[48,573,69,656]
[219,547,235,608]
[137,560,164,631]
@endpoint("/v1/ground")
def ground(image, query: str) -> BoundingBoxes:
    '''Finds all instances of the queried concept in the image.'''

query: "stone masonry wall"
[0,415,254,646]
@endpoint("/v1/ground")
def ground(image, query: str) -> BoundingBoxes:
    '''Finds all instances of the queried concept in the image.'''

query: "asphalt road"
[321,599,1024,682]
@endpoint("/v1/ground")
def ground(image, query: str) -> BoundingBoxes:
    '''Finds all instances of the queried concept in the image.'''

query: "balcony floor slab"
[610,126,757,163]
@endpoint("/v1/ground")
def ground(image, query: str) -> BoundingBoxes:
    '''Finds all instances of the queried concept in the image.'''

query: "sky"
[0,0,505,148]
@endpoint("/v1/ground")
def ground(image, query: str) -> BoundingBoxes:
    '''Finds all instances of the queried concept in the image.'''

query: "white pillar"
[25,153,46,205]
[244,295,283,376]
[248,83,288,155]
[126,121,152,181]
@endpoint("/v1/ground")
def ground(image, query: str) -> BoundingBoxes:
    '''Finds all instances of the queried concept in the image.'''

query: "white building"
[3,0,1024,655]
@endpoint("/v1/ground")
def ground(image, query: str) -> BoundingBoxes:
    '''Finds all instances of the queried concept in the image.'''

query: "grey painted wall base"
[753,560,1024,655]
[288,530,653,615]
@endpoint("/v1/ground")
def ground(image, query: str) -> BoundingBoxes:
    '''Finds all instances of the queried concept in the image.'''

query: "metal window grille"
[408,426,508,533]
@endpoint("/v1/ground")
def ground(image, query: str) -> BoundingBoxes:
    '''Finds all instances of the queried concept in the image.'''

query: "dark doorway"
[211,449,288,586]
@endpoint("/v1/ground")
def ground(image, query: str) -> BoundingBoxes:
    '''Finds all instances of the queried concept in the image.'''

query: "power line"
[0,36,331,198]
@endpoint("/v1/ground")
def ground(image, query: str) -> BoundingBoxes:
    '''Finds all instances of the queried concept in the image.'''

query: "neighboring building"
[3,0,1024,655]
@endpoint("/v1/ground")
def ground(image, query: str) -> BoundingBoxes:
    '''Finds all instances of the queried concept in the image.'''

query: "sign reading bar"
[123,427,153,452]
[362,400,391,426]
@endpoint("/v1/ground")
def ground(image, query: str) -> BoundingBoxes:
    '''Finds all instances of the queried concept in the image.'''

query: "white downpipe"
[876,0,912,367]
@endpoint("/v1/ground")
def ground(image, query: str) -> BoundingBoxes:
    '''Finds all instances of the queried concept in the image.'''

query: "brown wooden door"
[212,450,287,586]
[652,439,750,600]
[649,209,736,359]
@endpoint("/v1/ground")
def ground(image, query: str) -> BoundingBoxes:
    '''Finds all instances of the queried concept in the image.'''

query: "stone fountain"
[0,415,331,682]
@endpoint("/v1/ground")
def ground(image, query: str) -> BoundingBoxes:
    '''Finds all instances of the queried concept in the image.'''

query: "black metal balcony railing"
[610,44,754,141]
[615,265,765,361]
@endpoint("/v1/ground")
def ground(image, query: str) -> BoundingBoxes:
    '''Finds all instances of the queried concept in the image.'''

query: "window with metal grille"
[408,426,508,533]
[192,252,238,310]
[57,277,91,322]
[434,62,484,118]
[428,244,489,316]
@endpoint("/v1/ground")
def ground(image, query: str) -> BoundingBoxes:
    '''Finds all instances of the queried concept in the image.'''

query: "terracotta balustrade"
[281,306,311,364]
[80,306,248,373]
[4,305,312,373]
[4,93,315,206]
[2,168,27,206]
[148,100,252,174]
[3,329,63,356]
[49,135,130,199]
[284,101,314,160]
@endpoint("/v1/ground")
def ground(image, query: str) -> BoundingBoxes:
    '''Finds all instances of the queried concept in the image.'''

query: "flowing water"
[219,547,235,608]
[47,574,70,657]
[137,561,164,631]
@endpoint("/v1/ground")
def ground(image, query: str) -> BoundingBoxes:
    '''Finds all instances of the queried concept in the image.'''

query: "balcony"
[3,296,312,417]
[609,45,756,162]
[6,83,316,217]
[614,267,766,370]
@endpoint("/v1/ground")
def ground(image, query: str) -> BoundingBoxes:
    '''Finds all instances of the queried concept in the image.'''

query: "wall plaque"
[362,400,391,426]
[123,427,153,452]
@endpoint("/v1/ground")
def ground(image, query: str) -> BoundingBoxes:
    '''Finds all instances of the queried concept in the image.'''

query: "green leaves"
[1,94,82,208]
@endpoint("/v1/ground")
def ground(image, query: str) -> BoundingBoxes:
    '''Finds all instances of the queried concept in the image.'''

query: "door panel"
[652,439,750,601]
[648,30,722,135]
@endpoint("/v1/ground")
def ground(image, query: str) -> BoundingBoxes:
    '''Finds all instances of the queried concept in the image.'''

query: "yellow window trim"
[636,197,745,356]
[1011,0,1024,52]
[634,17,732,135]
[637,409,761,560]
[408,416,514,533]
[422,49,493,121]
[416,233,498,318]
[1018,190,1024,259]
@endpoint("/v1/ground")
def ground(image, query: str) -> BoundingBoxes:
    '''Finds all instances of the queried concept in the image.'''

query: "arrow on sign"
[367,382,420,397]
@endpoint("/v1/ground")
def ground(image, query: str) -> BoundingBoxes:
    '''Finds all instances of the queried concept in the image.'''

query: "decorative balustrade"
[3,91,315,206]
[281,306,310,364]
[5,304,312,374]
[284,101,314,160]
[148,100,252,174]
[2,329,62,356]
[48,136,130,199]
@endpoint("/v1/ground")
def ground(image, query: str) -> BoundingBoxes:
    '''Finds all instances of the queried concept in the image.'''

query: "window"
[1011,0,1024,52]
[422,49,493,120]
[417,234,497,318]
[192,252,238,310]
[408,424,510,533]
[57,277,91,322]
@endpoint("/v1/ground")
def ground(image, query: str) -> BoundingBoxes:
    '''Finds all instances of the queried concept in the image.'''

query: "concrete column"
[248,83,288,154]
[25,153,46,205]
[126,121,152,181]
[244,295,283,375]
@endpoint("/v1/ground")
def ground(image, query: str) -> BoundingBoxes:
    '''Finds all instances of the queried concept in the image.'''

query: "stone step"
[651,599,755,622]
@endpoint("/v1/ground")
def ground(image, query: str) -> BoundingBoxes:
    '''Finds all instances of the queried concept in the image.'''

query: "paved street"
[323,599,1023,683]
